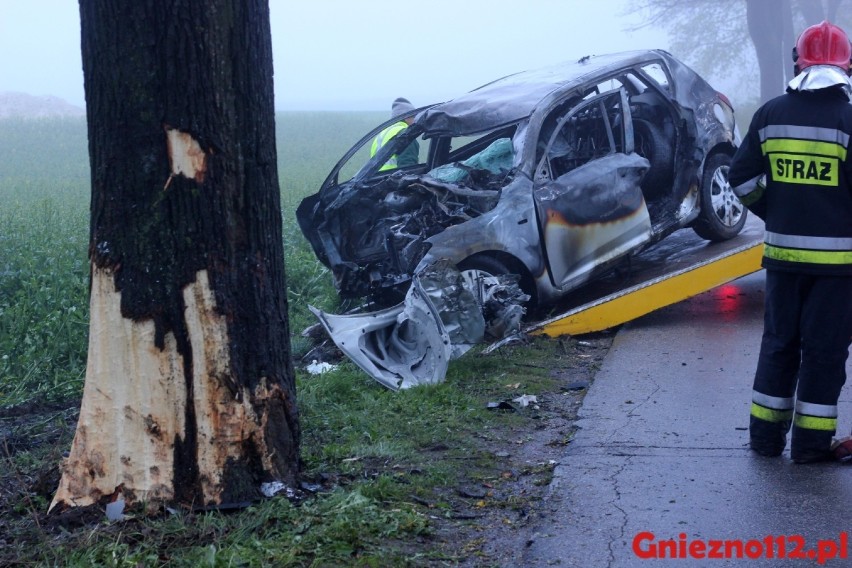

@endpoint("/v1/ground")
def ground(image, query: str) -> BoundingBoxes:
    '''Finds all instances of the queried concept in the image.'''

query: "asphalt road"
[522,270,852,567]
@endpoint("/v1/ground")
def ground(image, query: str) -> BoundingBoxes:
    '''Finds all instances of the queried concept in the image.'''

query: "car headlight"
[713,102,737,141]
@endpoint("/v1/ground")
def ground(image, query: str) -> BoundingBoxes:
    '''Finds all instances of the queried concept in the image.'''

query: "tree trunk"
[797,0,835,24]
[825,0,845,22]
[51,0,299,513]
[747,0,793,103]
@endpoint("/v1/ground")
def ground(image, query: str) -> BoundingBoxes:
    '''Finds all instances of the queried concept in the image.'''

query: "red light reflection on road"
[714,283,743,321]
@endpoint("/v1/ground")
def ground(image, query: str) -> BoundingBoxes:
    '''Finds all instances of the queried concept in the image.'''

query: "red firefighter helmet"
[793,20,851,71]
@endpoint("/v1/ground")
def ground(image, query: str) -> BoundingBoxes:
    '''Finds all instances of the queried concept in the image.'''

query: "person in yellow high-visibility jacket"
[370,97,419,171]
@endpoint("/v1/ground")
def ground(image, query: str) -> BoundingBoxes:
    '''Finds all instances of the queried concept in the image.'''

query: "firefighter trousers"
[750,271,852,461]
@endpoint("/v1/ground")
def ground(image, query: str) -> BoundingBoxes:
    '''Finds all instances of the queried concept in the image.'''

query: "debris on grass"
[512,394,538,408]
[305,360,338,375]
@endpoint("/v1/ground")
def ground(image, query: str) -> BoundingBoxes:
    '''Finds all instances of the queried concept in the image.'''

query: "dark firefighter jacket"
[728,85,852,275]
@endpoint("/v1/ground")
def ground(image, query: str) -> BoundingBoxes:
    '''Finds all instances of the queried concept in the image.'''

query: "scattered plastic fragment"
[306,360,338,375]
[260,481,296,498]
[512,394,538,407]
[105,496,125,521]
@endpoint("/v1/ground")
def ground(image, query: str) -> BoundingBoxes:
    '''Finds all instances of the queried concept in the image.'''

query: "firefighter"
[370,97,419,171]
[728,20,852,463]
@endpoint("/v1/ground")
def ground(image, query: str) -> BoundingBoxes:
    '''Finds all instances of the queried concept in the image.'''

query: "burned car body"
[297,50,744,312]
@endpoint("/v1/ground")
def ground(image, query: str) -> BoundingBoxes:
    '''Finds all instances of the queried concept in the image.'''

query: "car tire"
[633,119,674,196]
[692,153,747,242]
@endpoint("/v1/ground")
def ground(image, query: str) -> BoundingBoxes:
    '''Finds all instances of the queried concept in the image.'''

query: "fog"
[273,0,670,110]
[0,0,675,112]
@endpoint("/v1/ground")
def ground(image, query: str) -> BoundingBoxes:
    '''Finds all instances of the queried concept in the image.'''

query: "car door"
[532,89,653,290]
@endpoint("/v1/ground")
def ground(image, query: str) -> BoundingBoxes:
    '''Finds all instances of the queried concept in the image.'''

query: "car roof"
[418,50,679,136]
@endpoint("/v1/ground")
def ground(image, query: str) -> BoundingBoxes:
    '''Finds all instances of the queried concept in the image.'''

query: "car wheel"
[633,119,673,196]
[458,256,512,300]
[692,153,747,241]
[457,255,537,307]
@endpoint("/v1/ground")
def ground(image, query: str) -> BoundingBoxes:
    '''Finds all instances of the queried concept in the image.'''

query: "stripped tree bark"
[51,0,299,513]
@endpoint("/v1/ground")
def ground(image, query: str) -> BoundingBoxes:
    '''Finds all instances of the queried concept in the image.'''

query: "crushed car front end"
[296,50,747,390]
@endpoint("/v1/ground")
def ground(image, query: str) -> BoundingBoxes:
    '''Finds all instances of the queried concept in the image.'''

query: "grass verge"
[1,113,615,565]
[0,333,612,566]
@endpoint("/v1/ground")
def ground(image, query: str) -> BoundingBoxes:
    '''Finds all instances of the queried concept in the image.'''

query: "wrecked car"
[297,50,744,388]
[298,50,744,309]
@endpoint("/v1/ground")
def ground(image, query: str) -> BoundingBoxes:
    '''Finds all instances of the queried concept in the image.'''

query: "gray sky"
[0,0,669,111]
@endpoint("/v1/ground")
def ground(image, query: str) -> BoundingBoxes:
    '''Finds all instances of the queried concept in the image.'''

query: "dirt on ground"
[0,402,77,549]
[417,331,615,566]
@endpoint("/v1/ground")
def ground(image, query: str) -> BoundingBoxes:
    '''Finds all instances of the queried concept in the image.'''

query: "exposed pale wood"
[52,268,293,511]
[52,267,186,509]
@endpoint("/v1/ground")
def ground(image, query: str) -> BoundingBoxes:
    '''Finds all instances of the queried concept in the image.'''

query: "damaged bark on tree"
[51,0,299,513]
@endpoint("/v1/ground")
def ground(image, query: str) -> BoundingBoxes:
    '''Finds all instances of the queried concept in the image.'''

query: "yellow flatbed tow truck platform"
[528,217,765,337]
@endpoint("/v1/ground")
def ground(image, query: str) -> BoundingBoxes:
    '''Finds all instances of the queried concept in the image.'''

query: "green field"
[0,112,386,407]
[0,112,597,565]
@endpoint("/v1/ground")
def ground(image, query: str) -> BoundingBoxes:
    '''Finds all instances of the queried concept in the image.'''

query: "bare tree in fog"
[631,0,851,104]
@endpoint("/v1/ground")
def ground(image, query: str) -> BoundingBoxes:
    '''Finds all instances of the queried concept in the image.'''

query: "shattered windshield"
[313,123,522,300]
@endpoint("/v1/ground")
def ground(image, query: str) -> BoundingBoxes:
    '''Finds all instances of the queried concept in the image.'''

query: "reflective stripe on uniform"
[764,244,852,264]
[732,175,765,206]
[765,231,852,251]
[795,400,838,417]
[794,400,839,431]
[761,139,847,160]
[752,390,794,410]
[764,230,852,265]
[794,414,837,431]
[751,403,793,423]
[759,124,850,148]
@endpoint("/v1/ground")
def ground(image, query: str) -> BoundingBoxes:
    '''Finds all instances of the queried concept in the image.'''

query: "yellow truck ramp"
[528,218,765,337]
